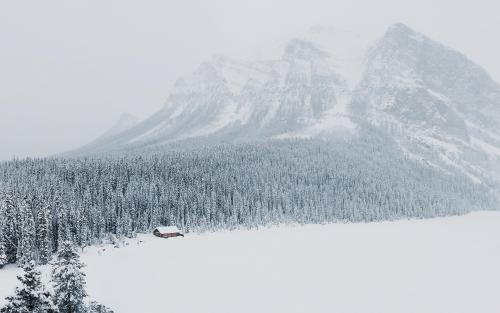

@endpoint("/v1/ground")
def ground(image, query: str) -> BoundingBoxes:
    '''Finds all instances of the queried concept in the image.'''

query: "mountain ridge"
[70,23,500,192]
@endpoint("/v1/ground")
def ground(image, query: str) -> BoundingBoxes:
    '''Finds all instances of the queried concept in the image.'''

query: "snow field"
[1,212,500,313]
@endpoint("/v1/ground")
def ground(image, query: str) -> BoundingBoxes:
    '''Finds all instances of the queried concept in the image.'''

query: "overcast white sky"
[1,0,499,160]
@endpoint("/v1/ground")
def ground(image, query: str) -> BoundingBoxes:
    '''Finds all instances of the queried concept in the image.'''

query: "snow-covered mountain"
[352,23,500,186]
[77,26,369,152]
[74,23,500,189]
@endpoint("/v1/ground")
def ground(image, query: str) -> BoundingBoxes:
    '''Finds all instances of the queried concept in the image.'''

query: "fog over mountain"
[95,113,139,142]
[2,1,500,161]
[2,3,500,312]
[73,23,500,191]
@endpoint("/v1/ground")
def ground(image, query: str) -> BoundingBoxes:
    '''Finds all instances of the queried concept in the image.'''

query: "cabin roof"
[154,226,180,233]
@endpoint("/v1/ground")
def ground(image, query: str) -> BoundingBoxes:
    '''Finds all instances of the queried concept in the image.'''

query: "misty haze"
[1,1,499,313]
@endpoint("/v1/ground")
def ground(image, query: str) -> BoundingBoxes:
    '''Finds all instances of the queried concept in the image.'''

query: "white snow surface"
[1,212,500,313]
[471,137,500,158]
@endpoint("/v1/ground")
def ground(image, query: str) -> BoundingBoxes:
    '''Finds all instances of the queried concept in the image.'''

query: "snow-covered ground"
[1,212,500,313]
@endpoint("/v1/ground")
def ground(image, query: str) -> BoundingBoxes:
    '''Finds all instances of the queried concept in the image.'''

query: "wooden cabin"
[153,226,184,238]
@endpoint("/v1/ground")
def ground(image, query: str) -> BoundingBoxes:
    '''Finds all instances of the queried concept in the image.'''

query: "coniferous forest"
[0,138,497,266]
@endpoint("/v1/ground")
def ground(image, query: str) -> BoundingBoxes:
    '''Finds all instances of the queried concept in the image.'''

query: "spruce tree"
[51,241,87,313]
[0,236,7,269]
[1,192,18,264]
[55,201,69,251]
[0,200,8,268]
[38,205,51,264]
[16,199,36,266]
[0,261,57,313]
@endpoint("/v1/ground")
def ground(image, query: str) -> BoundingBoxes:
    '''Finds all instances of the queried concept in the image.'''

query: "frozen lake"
[1,212,500,313]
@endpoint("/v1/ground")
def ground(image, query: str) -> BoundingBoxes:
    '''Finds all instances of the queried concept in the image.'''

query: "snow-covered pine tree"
[0,240,7,269]
[38,205,52,265]
[88,302,113,313]
[51,241,87,313]
[56,203,69,251]
[0,191,18,264]
[16,198,36,266]
[0,197,8,268]
[0,229,7,269]
[52,196,68,252]
[0,261,57,313]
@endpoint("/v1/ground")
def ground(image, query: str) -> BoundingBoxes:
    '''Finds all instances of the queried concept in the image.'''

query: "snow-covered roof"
[154,226,180,233]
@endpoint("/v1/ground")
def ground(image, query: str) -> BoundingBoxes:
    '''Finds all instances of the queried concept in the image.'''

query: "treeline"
[0,138,497,266]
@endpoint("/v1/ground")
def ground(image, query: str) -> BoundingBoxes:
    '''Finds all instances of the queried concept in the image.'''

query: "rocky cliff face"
[352,23,500,186]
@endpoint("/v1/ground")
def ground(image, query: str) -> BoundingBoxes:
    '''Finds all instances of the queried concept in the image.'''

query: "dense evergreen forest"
[0,137,497,266]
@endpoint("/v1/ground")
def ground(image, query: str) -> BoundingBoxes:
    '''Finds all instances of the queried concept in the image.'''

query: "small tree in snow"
[0,261,57,313]
[88,302,113,313]
[51,241,87,313]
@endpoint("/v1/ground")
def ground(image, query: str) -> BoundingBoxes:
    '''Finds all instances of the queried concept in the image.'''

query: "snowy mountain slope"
[351,23,500,186]
[2,212,500,313]
[73,28,365,154]
[72,23,500,191]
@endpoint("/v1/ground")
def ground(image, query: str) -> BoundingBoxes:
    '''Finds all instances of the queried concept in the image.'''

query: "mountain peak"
[386,23,414,35]
[382,23,426,44]
[283,39,328,60]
